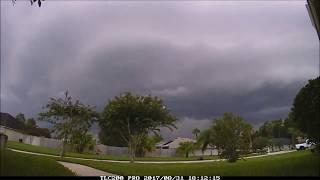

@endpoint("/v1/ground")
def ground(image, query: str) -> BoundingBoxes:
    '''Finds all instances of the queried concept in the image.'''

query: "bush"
[252,136,269,153]
[311,144,320,153]
[221,149,239,163]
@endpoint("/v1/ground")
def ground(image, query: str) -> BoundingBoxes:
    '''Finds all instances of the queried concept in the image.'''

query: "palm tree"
[176,141,196,158]
[197,129,215,156]
[192,128,200,139]
[136,135,162,157]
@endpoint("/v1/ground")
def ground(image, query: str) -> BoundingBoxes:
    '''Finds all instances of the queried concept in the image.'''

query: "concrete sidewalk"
[58,161,117,176]
[8,147,296,164]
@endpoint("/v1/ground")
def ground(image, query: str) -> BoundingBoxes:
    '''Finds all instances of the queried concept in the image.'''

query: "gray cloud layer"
[1,1,318,139]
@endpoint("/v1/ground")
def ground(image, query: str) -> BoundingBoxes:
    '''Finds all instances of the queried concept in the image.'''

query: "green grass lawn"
[0,149,75,176]
[4,142,319,176]
[7,141,219,161]
[57,151,320,176]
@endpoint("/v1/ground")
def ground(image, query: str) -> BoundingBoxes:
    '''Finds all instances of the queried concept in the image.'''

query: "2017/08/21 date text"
[100,176,221,180]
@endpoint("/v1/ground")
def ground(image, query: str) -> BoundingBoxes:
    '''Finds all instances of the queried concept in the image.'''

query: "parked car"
[295,139,315,150]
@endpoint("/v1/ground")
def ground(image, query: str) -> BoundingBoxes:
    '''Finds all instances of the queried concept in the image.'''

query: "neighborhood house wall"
[146,148,219,157]
[39,137,62,149]
[146,148,177,157]
[0,126,22,142]
[96,144,128,156]
[0,126,63,149]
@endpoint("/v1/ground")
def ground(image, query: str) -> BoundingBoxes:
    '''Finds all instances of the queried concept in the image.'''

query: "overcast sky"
[1,1,319,140]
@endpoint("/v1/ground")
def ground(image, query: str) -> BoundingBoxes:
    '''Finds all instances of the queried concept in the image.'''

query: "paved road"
[58,161,117,176]
[8,148,296,164]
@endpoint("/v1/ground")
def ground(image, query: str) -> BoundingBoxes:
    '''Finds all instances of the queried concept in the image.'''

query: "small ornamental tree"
[212,113,252,162]
[99,92,177,162]
[39,90,98,157]
[15,113,26,124]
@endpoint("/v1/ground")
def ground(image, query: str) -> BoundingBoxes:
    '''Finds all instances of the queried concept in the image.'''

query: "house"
[156,137,196,149]
[153,137,218,157]
[267,138,292,152]
[0,112,25,131]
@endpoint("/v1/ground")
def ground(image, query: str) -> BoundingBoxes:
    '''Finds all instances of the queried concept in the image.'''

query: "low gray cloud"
[160,117,212,141]
[1,1,318,139]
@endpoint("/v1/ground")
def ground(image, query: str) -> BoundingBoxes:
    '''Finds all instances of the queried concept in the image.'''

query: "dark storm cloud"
[1,1,318,138]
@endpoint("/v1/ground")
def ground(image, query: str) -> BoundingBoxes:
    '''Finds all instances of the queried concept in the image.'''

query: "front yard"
[0,149,74,176]
[58,150,319,176]
[7,141,219,161]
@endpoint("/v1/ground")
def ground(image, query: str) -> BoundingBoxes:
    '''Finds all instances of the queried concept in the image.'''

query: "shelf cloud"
[1,1,318,138]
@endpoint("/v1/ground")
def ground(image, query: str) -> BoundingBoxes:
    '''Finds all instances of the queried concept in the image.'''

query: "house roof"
[156,137,196,149]
[0,112,25,131]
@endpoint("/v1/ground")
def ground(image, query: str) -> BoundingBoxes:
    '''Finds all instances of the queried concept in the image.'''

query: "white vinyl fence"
[0,126,63,149]
[0,126,292,157]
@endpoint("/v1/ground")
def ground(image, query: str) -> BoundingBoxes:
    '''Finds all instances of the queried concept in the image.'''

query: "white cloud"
[152,87,190,97]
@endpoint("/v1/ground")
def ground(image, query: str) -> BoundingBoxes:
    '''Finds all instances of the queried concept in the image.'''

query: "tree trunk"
[60,140,66,158]
[129,140,136,163]
[249,136,252,151]
[129,142,133,163]
[291,134,295,148]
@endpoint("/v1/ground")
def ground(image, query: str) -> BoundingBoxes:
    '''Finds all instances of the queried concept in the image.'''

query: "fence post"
[0,133,8,151]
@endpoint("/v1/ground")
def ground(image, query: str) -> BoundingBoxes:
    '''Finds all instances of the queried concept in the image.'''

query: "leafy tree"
[239,123,253,154]
[258,121,273,138]
[15,113,26,124]
[98,128,128,147]
[291,77,320,147]
[271,119,288,138]
[212,113,252,162]
[39,90,98,157]
[284,115,304,146]
[287,127,303,146]
[88,138,96,152]
[26,118,37,128]
[70,133,94,153]
[176,141,196,158]
[14,113,51,137]
[100,92,176,162]
[257,119,290,139]
[192,128,200,139]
